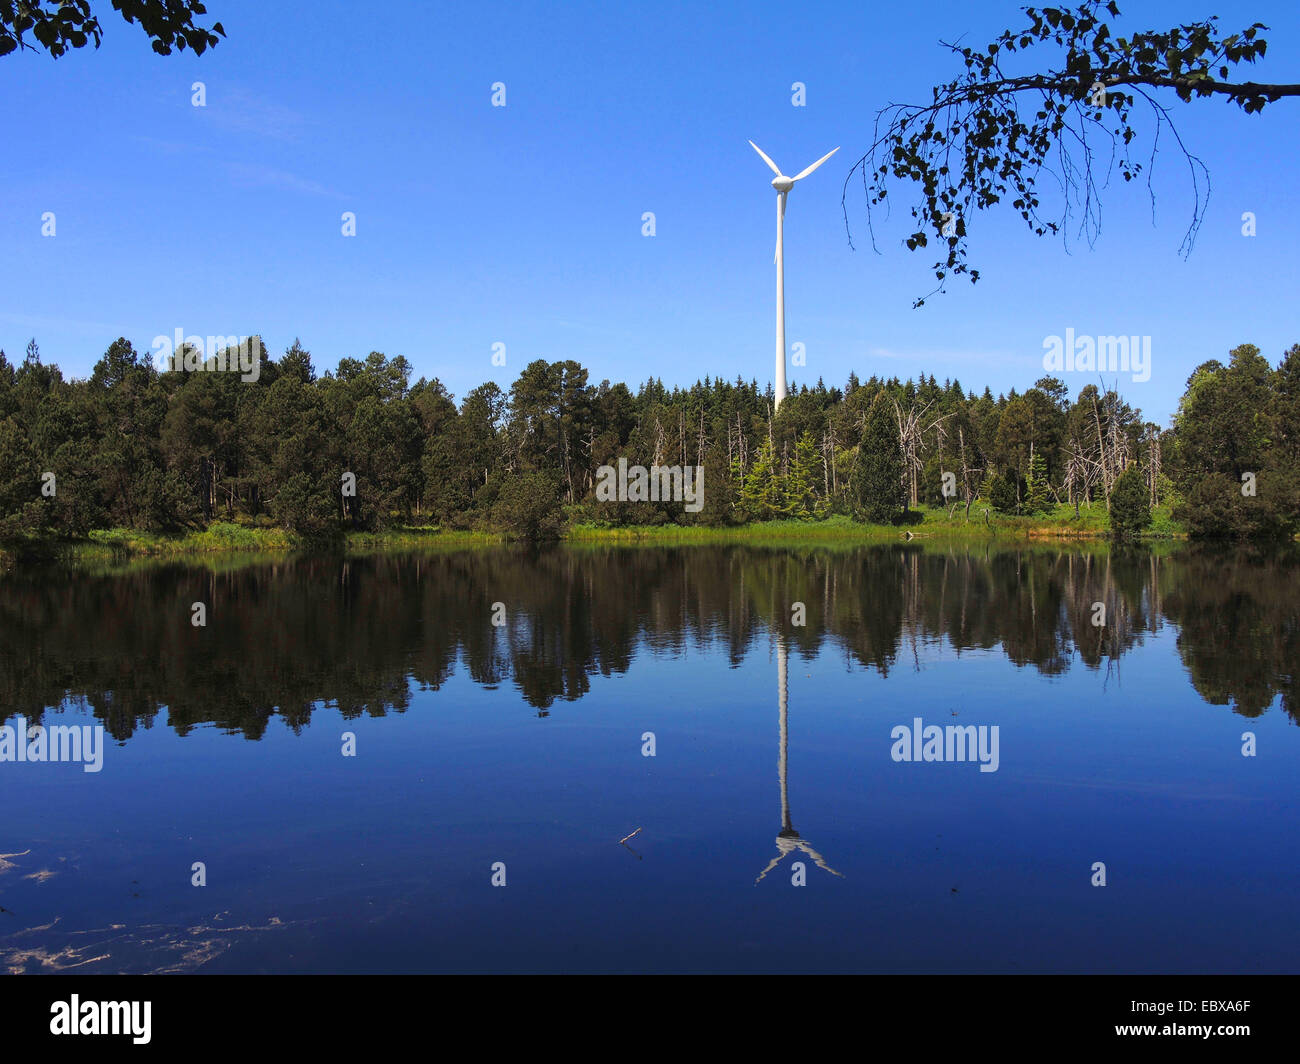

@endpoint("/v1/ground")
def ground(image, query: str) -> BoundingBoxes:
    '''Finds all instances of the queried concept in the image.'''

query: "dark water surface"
[1,543,1297,973]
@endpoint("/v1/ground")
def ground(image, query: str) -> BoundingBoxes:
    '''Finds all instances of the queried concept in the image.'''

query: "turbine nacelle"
[748,140,840,189]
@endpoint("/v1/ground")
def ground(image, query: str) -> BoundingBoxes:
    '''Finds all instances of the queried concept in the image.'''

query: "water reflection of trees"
[1161,547,1300,719]
[1,544,1295,739]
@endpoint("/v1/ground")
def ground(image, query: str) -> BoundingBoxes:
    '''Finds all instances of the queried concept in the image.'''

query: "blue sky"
[2,0,1298,424]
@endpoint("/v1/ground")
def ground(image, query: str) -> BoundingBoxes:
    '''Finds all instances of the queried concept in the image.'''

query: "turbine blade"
[791,146,840,182]
[749,140,783,177]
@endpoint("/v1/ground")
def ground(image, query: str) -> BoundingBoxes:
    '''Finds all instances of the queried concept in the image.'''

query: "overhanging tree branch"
[843,0,1299,307]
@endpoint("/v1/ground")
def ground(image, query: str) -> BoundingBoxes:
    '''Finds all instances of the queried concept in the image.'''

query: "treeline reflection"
[1,544,1296,739]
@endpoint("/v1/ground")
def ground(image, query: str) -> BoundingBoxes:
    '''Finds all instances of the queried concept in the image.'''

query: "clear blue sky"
[3,0,1298,424]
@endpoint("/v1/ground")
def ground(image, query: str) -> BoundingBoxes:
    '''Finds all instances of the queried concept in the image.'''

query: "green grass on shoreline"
[79,521,502,556]
[567,502,1184,544]
[0,501,1186,569]
[0,521,502,569]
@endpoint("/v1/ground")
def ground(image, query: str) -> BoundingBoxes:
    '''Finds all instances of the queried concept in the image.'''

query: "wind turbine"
[749,140,839,410]
[755,631,843,884]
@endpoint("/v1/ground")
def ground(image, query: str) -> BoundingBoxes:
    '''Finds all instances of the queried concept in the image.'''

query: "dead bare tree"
[893,397,955,507]
[1144,422,1162,507]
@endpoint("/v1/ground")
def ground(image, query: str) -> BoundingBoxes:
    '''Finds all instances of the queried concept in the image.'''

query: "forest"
[1,335,1297,542]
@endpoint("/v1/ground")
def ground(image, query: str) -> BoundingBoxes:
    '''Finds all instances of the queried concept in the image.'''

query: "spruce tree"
[783,431,820,519]
[1024,452,1052,514]
[740,437,782,521]
[850,399,903,524]
[1109,464,1151,538]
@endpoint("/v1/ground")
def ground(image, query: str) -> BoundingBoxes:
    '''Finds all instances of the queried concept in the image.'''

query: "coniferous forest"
[1,335,1298,544]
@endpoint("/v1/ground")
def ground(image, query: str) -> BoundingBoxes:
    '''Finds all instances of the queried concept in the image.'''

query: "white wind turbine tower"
[749,140,839,410]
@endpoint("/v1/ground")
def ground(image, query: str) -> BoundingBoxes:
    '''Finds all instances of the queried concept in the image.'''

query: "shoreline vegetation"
[4,338,1299,560]
[1,502,1193,569]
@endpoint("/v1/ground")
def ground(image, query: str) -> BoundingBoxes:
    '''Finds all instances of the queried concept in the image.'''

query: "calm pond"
[1,543,1297,973]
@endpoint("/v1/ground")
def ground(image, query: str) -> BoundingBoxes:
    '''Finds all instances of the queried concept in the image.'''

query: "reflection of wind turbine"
[748,140,839,411]
[756,632,844,883]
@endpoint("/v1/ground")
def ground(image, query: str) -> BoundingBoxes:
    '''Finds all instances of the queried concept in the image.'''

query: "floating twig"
[618,827,642,845]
